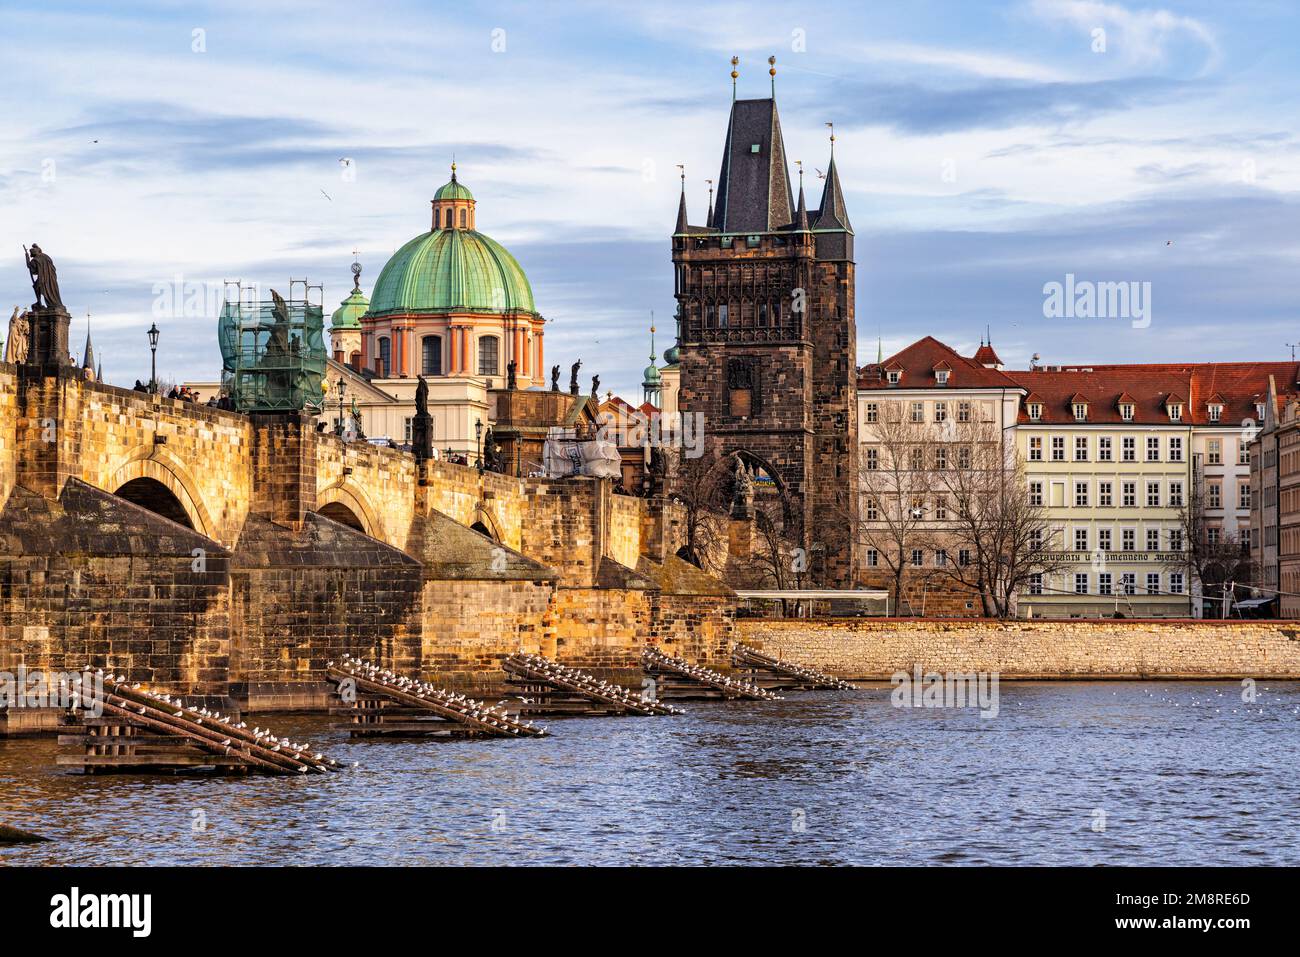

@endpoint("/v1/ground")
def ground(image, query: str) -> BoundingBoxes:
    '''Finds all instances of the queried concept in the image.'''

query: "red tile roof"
[858,336,1019,390]
[972,342,1002,367]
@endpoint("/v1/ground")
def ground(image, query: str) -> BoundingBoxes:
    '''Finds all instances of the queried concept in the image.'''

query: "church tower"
[671,60,858,585]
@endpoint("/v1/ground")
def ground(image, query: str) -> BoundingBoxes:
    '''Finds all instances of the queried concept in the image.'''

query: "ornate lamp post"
[147,323,160,394]
[475,418,484,472]
[335,375,347,436]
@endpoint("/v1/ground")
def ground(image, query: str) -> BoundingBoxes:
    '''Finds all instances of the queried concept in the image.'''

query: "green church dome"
[367,228,537,317]
[642,363,661,384]
[331,287,369,329]
[433,178,475,202]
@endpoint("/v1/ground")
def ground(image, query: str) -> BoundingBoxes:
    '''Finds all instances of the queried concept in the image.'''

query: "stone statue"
[731,454,754,519]
[506,359,517,391]
[4,307,29,364]
[482,427,502,472]
[591,374,600,397]
[415,374,429,416]
[24,244,63,311]
[569,360,582,395]
[550,364,560,391]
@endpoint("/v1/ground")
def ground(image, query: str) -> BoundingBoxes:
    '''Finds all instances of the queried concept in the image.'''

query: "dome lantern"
[430,162,476,231]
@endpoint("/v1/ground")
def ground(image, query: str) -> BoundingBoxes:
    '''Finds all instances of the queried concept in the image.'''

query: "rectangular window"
[1147,528,1160,551]
[1074,403,1088,421]
[1122,437,1136,462]
[1098,528,1112,551]
[1208,439,1221,465]
[935,447,948,470]
[1122,573,1136,596]
[478,336,499,376]
[1028,574,1043,595]
[910,447,924,471]
[1051,436,1066,461]
[1146,573,1160,595]
[910,401,924,423]
[1075,528,1089,551]
[958,402,971,423]
[1029,436,1043,461]
[1170,529,1183,552]
[1169,481,1184,507]
[1170,573,1184,594]
[1169,437,1183,462]
[1208,483,1222,509]
[958,446,971,469]
[1030,528,1044,551]
[959,549,972,567]
[1098,437,1113,461]
[717,304,729,327]
[1122,482,1136,507]
[377,336,391,377]
[1122,528,1136,551]
[1207,527,1221,546]
[1075,573,1089,595]
[1146,481,1160,507]
[1074,481,1089,507]
[1075,436,1089,461]
[403,416,413,444]
[865,402,878,424]
[936,549,948,567]
[1099,481,1113,507]
[1146,436,1160,462]
[865,498,879,520]
[1239,443,1250,466]
[865,447,879,471]
[1099,573,1113,596]
[935,496,947,520]
[866,548,879,567]
[911,549,924,567]
[1241,483,1251,509]
[1209,405,1222,423]
[421,336,442,375]
[1028,481,1043,506]
[934,402,947,423]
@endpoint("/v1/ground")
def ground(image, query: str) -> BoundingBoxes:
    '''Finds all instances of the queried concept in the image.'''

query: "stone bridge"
[0,364,734,712]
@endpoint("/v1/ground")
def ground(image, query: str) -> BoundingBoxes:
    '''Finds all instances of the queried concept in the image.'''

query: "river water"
[2,681,1297,866]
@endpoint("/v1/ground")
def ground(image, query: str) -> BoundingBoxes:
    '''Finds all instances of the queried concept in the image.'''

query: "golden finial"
[730,55,739,99]
[825,121,835,155]
[768,55,776,96]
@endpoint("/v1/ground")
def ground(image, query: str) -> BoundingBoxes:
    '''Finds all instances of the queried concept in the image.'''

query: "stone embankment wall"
[737,618,1300,679]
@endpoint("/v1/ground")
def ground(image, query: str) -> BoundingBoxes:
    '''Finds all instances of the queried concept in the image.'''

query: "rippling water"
[3,681,1299,866]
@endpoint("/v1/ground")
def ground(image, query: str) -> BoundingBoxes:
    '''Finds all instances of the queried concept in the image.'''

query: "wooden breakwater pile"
[641,648,783,702]
[503,653,682,717]
[328,656,547,739]
[732,643,856,691]
[59,673,342,775]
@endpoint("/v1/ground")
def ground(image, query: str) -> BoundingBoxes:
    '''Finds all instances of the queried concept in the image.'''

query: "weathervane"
[826,121,835,156]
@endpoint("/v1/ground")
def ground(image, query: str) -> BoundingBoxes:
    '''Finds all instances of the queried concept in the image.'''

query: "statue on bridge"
[506,359,517,391]
[550,364,560,391]
[4,307,29,364]
[569,359,581,396]
[411,375,433,462]
[24,244,64,311]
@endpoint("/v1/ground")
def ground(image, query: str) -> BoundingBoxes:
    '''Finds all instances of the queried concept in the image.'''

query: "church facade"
[670,89,858,586]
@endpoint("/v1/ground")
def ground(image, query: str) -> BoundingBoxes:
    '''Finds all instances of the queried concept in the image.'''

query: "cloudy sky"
[2,0,1297,398]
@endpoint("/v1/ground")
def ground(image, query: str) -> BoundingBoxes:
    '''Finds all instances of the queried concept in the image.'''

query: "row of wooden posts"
[56,644,853,774]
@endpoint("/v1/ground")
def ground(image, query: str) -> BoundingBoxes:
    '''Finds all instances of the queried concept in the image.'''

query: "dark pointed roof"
[713,98,795,233]
[675,186,688,234]
[795,182,810,231]
[814,155,851,232]
[82,330,95,371]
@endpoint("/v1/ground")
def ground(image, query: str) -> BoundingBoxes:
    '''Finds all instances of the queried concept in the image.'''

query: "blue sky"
[2,0,1298,398]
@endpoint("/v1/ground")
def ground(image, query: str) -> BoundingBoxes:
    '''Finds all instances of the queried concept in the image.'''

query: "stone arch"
[115,477,193,528]
[728,448,794,527]
[471,503,503,542]
[316,483,384,541]
[106,448,218,540]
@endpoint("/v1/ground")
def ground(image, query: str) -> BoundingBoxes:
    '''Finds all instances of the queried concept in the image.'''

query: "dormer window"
[1256,402,1265,419]
[1120,403,1134,421]
[1028,403,1042,422]
[936,369,949,385]
[886,367,901,385]
[1208,404,1222,423]
[1169,404,1182,422]
[1073,403,1088,422]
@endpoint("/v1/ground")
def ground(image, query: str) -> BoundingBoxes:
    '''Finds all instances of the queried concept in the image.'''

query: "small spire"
[450,155,457,182]
[705,178,715,228]
[649,311,657,363]
[675,164,688,233]
[768,55,776,98]
[82,311,95,372]
[351,248,362,292]
[794,164,809,232]
[730,56,739,101]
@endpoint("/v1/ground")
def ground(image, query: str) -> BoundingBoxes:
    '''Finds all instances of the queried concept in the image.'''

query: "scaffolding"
[218,279,326,413]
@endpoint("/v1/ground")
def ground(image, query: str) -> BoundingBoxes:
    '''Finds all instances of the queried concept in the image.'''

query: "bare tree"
[853,407,934,614]
[923,419,1071,618]
[1167,481,1257,618]
[665,450,731,577]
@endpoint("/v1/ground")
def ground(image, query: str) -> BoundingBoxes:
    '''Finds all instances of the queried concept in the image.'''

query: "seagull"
[320,188,333,201]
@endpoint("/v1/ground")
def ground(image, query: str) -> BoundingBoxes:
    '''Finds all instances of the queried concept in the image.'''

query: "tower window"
[478,336,499,376]
[726,357,760,417]
[422,335,442,375]
[459,208,467,228]
[377,337,391,377]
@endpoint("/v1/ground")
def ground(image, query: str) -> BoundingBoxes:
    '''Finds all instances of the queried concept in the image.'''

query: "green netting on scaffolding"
[218,291,326,413]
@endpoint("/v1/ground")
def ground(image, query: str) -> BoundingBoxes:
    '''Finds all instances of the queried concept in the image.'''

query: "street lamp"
[335,375,347,436]
[147,323,160,394]
[475,418,484,472]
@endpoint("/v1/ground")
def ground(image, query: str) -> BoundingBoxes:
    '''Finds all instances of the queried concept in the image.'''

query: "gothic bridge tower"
[671,63,858,585]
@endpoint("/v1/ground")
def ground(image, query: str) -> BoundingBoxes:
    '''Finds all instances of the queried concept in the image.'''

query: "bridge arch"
[106,448,218,540]
[316,483,383,541]
[471,503,503,542]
